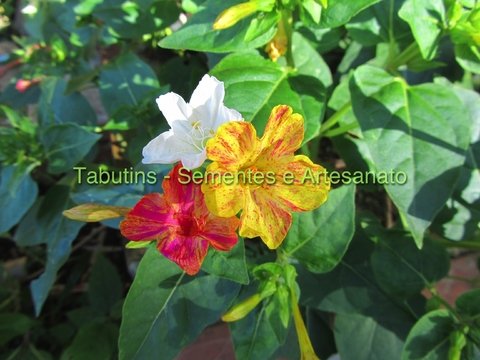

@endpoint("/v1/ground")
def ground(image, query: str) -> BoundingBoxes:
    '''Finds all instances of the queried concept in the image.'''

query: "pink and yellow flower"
[201,105,330,249]
[120,164,240,275]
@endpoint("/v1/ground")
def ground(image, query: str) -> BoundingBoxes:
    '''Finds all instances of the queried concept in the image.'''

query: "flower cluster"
[77,74,330,275]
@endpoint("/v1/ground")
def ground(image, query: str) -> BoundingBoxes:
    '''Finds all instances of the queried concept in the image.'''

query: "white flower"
[142,74,243,170]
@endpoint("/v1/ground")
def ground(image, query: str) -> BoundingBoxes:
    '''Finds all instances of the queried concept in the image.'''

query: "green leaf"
[230,300,283,360]
[335,313,407,360]
[88,255,123,315]
[399,0,446,60]
[456,289,480,319]
[455,44,480,74]
[318,0,380,28]
[14,185,84,315]
[292,31,332,88]
[297,232,421,345]
[368,226,450,298]
[202,237,249,285]
[98,53,160,117]
[40,123,101,174]
[61,323,118,360]
[118,247,240,360]
[350,65,471,247]
[431,85,480,241]
[39,78,97,126]
[402,309,453,360]
[244,10,280,42]
[346,0,412,47]
[282,184,356,273]
[0,313,34,346]
[210,51,326,143]
[0,165,38,233]
[92,0,180,39]
[159,0,276,53]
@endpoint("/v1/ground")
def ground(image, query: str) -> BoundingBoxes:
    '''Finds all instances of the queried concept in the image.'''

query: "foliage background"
[0,0,479,359]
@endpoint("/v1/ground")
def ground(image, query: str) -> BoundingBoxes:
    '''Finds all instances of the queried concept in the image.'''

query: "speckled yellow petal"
[206,121,259,170]
[268,155,330,212]
[239,188,292,249]
[201,162,245,217]
[259,105,304,159]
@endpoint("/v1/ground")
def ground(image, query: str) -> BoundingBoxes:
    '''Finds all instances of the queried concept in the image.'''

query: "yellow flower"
[213,0,276,30]
[201,105,330,249]
[292,290,320,360]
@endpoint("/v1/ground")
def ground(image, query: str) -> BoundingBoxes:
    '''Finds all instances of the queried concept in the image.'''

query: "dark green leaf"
[350,65,471,247]
[118,247,240,360]
[432,85,480,241]
[61,323,118,360]
[402,310,453,360]
[230,300,283,360]
[335,313,406,360]
[88,255,123,314]
[0,313,34,346]
[14,186,84,315]
[0,165,38,233]
[369,227,450,298]
[40,123,101,174]
[282,184,356,273]
[202,237,249,285]
[98,53,160,117]
[39,78,97,126]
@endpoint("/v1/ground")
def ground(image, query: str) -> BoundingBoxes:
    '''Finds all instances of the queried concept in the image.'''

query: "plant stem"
[282,10,295,68]
[323,122,359,137]
[320,103,351,134]
[385,42,420,71]
[429,233,480,250]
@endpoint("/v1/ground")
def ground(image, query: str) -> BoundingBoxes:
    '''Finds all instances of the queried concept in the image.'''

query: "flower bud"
[221,293,263,322]
[213,0,275,30]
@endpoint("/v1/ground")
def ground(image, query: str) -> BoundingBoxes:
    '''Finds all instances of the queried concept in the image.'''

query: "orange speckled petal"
[269,155,330,212]
[259,105,304,159]
[206,121,259,170]
[239,188,292,250]
[201,162,245,217]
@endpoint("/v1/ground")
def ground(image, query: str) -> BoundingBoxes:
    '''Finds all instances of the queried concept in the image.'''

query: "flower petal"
[268,155,330,212]
[190,75,243,130]
[206,121,259,170]
[119,193,174,241]
[259,105,304,159]
[162,164,202,208]
[201,162,245,217]
[202,215,240,251]
[180,149,207,170]
[239,188,292,249]
[157,230,209,275]
[156,92,192,134]
[142,130,193,164]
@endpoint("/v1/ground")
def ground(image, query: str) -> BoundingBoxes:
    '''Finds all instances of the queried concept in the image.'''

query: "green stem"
[385,42,420,71]
[282,10,294,68]
[323,122,359,137]
[320,103,351,134]
[429,233,480,250]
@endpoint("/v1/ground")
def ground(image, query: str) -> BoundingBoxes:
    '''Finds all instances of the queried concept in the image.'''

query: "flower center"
[175,212,203,236]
